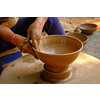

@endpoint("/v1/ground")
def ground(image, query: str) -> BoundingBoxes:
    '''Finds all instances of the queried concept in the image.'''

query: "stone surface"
[82,31,100,59]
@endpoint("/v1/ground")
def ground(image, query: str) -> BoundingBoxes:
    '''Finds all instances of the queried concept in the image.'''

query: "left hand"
[12,34,38,59]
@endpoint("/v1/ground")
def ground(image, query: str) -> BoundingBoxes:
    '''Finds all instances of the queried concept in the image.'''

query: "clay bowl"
[33,35,83,73]
[66,32,89,46]
[78,23,97,35]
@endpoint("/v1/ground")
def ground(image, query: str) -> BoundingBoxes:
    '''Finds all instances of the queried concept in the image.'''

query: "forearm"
[32,17,48,26]
[0,25,24,48]
[0,25,14,43]
[32,17,48,35]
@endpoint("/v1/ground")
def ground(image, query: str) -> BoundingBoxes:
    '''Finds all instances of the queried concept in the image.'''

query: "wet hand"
[12,34,38,59]
[25,24,40,51]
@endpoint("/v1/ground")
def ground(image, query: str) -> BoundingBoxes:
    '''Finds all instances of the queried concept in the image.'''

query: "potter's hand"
[25,24,40,50]
[12,34,38,59]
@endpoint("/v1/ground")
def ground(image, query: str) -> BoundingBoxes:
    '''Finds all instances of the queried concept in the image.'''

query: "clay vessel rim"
[33,35,83,56]
[67,33,89,44]
[78,23,97,30]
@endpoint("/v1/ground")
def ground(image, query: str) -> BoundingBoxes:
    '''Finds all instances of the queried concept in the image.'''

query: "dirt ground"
[66,17,100,31]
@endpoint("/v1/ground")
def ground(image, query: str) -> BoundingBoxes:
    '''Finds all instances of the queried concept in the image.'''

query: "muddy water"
[40,43,78,54]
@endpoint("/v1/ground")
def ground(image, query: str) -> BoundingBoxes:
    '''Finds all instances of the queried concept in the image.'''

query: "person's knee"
[46,17,66,35]
[48,17,59,23]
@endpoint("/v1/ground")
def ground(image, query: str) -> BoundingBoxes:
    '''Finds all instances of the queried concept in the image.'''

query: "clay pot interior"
[66,32,89,46]
[33,35,83,81]
[78,23,97,35]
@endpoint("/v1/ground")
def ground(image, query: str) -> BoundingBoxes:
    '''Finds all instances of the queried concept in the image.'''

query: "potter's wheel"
[1,52,100,84]
[41,64,73,82]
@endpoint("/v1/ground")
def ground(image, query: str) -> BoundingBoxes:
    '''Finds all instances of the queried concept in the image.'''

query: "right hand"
[25,24,41,51]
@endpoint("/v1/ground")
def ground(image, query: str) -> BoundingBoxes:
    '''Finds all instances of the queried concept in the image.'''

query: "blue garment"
[12,17,66,36]
[0,63,3,75]
[0,51,22,75]
[0,17,66,74]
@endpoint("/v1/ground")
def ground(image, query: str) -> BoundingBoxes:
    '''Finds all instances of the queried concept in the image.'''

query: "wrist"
[12,34,17,44]
[34,17,48,26]
[32,17,48,34]
[32,20,43,31]
[12,34,24,48]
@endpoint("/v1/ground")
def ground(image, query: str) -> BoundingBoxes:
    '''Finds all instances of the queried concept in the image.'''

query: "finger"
[24,29,31,43]
[32,39,37,49]
[29,46,38,59]
[20,44,28,53]
[24,43,38,59]
[30,48,38,59]
[24,38,29,43]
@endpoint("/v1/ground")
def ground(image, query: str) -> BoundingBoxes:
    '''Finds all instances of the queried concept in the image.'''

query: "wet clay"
[42,64,73,82]
[66,32,89,46]
[32,35,83,81]
[40,43,78,54]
